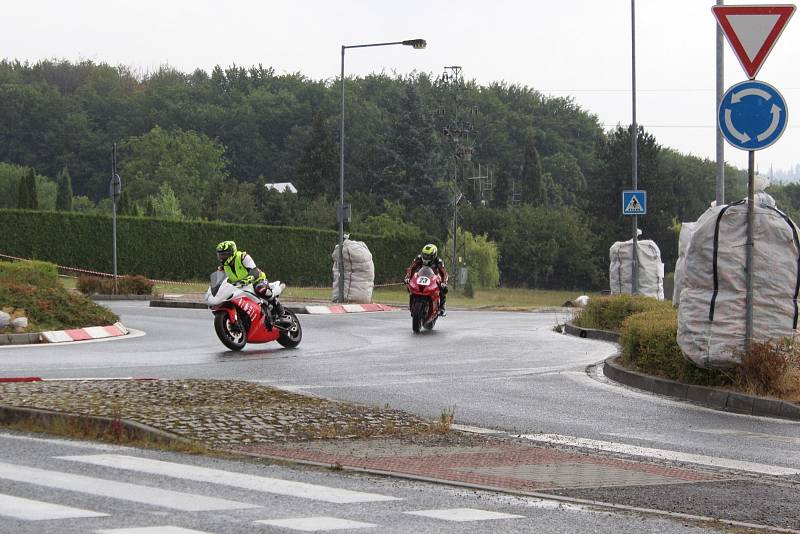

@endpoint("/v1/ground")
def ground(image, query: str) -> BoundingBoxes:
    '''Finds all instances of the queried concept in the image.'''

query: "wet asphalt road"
[1,301,800,530]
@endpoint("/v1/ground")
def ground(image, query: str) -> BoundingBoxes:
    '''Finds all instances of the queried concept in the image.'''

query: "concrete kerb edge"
[563,322,620,342]
[0,322,130,346]
[0,404,196,448]
[149,300,309,314]
[563,323,800,421]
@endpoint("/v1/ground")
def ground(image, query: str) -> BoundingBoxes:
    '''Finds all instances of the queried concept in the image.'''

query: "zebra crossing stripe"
[404,508,525,521]
[0,492,108,520]
[0,461,258,511]
[255,516,377,531]
[59,454,399,504]
[96,527,215,534]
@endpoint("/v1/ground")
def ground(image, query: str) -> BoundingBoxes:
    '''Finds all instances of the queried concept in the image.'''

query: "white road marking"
[520,434,800,476]
[60,454,399,504]
[0,492,108,520]
[405,507,524,522]
[255,516,377,531]
[96,527,214,534]
[0,461,258,511]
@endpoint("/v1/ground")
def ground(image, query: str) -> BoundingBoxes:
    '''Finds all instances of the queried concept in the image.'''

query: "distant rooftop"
[264,182,297,193]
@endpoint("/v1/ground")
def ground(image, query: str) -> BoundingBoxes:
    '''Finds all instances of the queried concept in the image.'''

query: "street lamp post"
[337,39,426,303]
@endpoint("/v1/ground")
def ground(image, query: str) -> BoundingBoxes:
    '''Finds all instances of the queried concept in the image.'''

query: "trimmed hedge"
[0,259,59,288]
[0,210,422,285]
[619,307,731,386]
[573,294,671,331]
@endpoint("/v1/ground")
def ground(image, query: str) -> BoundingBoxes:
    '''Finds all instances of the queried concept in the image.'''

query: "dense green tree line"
[0,59,775,289]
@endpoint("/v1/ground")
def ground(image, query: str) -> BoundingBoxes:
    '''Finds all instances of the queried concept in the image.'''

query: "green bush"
[0,209,421,285]
[0,282,118,332]
[619,307,730,386]
[0,260,59,288]
[574,294,670,331]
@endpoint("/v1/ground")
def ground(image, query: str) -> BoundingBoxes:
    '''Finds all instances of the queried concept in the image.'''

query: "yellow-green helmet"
[215,240,237,264]
[421,243,438,265]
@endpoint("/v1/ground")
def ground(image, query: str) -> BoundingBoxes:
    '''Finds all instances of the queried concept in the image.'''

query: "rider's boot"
[260,302,273,330]
[438,298,447,316]
[272,299,293,327]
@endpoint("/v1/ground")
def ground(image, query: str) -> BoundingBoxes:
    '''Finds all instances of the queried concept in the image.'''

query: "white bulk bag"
[677,194,800,368]
[609,239,665,300]
[331,239,375,303]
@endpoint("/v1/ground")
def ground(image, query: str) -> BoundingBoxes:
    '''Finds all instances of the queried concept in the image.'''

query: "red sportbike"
[406,266,443,333]
[205,271,302,351]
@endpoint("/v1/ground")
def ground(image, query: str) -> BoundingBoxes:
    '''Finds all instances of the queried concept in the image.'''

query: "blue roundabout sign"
[718,80,788,151]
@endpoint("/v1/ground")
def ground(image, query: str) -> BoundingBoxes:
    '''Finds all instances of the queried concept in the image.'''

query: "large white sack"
[677,195,800,368]
[609,239,665,300]
[673,222,697,305]
[331,239,375,303]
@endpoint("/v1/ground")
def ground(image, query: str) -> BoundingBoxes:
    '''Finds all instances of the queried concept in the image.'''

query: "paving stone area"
[0,379,440,447]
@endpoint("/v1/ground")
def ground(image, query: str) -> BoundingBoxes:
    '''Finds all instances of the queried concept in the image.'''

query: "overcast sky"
[4,0,800,176]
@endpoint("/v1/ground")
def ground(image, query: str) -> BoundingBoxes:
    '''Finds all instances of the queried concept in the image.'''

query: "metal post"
[338,46,346,303]
[715,0,725,206]
[745,150,755,353]
[630,0,639,294]
[111,143,119,295]
[452,176,458,277]
[112,200,118,294]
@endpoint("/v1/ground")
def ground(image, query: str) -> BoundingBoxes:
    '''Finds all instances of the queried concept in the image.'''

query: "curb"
[149,300,308,314]
[149,300,399,314]
[0,404,195,447]
[0,322,129,346]
[563,322,800,421]
[563,322,620,342]
[91,294,154,301]
[603,356,800,421]
[305,303,400,314]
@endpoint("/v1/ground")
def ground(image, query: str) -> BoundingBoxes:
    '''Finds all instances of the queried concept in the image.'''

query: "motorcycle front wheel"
[277,310,303,348]
[214,312,247,351]
[411,300,427,333]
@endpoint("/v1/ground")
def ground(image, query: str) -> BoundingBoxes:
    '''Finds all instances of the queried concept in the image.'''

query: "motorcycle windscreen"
[209,271,228,297]
[416,266,436,279]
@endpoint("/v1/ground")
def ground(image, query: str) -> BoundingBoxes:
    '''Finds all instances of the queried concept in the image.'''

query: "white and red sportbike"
[205,271,302,351]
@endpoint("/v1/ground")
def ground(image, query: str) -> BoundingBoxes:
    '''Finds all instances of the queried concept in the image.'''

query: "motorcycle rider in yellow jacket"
[215,241,290,327]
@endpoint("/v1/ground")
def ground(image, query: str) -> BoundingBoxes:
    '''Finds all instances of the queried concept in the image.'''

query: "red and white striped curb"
[40,322,129,343]
[305,304,400,314]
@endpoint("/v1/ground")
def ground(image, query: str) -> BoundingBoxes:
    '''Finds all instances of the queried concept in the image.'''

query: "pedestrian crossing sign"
[622,190,646,216]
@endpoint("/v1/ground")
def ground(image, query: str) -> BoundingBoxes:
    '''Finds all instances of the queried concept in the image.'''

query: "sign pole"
[745,151,755,352]
[715,0,725,206]
[630,0,639,295]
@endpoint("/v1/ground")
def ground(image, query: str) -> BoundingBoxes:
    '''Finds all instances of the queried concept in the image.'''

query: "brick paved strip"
[236,440,718,492]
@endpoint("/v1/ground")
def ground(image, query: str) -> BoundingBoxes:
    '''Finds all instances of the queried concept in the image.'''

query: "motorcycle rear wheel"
[277,310,302,348]
[411,300,427,333]
[214,312,247,351]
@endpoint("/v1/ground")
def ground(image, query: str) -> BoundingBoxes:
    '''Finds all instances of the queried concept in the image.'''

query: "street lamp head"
[402,39,427,49]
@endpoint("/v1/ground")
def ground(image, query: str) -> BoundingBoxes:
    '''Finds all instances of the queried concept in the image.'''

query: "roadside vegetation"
[573,295,800,403]
[0,261,118,333]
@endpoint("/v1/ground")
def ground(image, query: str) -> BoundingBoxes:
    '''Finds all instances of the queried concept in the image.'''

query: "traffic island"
[563,321,800,421]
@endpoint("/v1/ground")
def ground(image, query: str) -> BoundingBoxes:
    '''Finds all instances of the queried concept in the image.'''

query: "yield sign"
[712,4,795,79]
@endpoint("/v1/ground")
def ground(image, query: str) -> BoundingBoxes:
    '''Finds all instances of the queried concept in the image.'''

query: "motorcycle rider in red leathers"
[404,243,449,316]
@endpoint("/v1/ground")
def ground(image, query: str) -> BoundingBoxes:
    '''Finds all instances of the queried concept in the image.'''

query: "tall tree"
[492,167,512,209]
[520,132,547,206]
[55,166,73,211]
[17,168,38,209]
[293,111,337,198]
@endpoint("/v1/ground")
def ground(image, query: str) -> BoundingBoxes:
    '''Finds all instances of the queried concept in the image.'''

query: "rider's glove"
[404,277,410,285]
[241,275,255,285]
